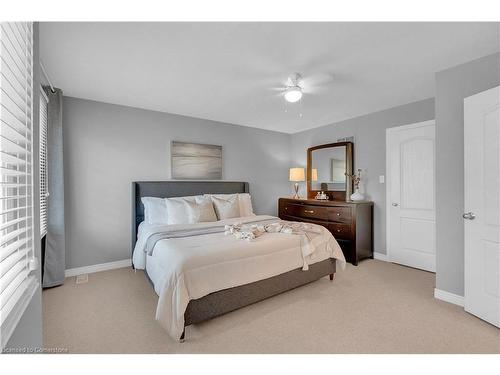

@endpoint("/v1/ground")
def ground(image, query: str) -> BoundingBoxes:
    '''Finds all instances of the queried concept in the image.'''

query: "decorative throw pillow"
[190,195,218,222]
[211,194,241,220]
[238,193,255,217]
[141,197,168,225]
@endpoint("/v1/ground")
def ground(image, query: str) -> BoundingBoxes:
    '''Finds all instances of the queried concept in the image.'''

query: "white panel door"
[464,86,500,328]
[387,121,436,272]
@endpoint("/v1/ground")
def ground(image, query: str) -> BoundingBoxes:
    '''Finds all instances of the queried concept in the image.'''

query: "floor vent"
[75,274,89,284]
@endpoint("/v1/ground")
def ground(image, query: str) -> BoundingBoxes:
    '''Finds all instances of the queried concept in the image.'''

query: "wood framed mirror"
[307,141,354,201]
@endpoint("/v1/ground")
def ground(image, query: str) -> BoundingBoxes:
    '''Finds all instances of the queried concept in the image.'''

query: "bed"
[131,181,345,341]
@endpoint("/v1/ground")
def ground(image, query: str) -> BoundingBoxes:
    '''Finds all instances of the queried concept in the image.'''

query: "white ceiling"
[40,22,499,133]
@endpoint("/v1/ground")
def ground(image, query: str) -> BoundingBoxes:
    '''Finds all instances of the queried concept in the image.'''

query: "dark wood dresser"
[278,197,374,265]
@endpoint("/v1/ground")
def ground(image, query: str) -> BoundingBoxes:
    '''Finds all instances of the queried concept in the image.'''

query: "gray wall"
[291,98,435,254]
[5,23,43,352]
[62,97,292,268]
[435,52,500,296]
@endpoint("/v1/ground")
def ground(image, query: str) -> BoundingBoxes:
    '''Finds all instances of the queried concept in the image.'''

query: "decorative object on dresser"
[289,167,306,199]
[307,141,354,201]
[279,197,373,265]
[315,191,329,200]
[346,168,365,201]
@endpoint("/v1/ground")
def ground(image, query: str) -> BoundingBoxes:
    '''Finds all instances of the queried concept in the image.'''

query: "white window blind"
[0,22,38,349]
[39,88,48,237]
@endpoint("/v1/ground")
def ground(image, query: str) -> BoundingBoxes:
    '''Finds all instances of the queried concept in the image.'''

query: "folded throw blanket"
[224,220,326,270]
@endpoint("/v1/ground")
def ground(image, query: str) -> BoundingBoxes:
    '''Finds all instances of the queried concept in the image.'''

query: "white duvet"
[132,215,345,341]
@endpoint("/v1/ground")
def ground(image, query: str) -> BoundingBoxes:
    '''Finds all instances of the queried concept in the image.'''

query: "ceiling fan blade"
[302,73,335,88]
[301,85,331,95]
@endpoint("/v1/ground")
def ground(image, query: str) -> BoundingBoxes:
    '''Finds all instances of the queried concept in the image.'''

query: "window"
[39,88,48,237]
[0,22,38,349]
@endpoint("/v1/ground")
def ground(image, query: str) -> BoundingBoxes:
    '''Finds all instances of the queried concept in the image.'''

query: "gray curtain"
[42,87,66,288]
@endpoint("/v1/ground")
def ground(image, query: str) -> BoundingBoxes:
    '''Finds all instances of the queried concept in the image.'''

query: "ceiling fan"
[283,73,304,103]
[279,72,335,103]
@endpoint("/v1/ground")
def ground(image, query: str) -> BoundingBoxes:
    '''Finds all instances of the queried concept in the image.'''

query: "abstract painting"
[171,141,222,179]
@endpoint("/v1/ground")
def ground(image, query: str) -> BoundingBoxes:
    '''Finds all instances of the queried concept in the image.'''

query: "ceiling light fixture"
[284,86,303,103]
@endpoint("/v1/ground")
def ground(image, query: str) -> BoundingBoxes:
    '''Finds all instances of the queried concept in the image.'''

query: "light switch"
[379,175,385,184]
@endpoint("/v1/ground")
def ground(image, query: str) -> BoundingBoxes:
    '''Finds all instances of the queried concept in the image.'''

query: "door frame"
[385,119,436,264]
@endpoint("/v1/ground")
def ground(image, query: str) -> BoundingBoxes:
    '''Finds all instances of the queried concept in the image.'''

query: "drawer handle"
[336,213,341,216]
[304,210,314,214]
[336,229,341,233]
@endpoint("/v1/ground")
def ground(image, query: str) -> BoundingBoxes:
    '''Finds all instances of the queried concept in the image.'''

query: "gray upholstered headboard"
[131,181,249,255]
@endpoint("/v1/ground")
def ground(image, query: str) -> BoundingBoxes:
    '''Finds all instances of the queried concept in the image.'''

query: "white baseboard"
[434,288,464,307]
[65,259,132,277]
[373,252,389,261]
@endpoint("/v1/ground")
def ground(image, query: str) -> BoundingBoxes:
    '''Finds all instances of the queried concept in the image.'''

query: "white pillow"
[211,194,241,220]
[238,193,255,217]
[165,195,218,224]
[165,197,195,225]
[208,193,255,218]
[141,197,168,225]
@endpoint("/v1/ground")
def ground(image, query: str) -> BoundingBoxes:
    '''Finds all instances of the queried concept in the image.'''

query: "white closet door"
[464,86,500,328]
[387,120,436,272]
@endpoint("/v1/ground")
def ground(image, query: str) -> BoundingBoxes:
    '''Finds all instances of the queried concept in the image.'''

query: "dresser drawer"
[328,223,352,240]
[328,206,352,223]
[283,203,329,221]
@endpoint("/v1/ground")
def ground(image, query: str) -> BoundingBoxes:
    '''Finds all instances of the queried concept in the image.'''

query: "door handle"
[463,212,476,220]
[392,203,399,207]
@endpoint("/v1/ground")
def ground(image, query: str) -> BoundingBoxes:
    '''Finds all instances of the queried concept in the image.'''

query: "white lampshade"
[311,168,318,182]
[284,86,303,103]
[289,167,305,182]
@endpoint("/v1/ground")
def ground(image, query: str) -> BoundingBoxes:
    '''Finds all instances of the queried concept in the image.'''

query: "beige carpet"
[43,259,499,353]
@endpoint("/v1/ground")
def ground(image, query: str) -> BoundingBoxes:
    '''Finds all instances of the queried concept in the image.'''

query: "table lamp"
[289,167,305,199]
